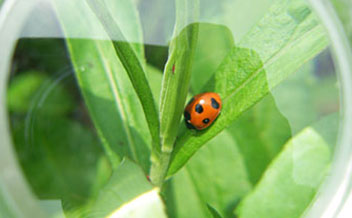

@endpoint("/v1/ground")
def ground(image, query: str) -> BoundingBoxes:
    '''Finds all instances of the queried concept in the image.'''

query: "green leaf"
[53,0,152,170]
[7,72,74,115]
[168,0,329,176]
[190,23,234,94]
[164,131,252,218]
[90,159,166,218]
[235,125,332,217]
[159,1,199,149]
[86,0,160,154]
[207,204,223,218]
[227,94,292,185]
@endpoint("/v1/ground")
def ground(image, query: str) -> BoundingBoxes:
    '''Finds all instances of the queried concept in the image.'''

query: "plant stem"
[150,144,173,187]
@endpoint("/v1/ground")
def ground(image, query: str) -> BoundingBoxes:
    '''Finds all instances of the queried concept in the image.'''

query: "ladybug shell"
[184,92,222,130]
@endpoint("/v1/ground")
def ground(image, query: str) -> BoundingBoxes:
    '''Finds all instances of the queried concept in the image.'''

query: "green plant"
[7,0,340,217]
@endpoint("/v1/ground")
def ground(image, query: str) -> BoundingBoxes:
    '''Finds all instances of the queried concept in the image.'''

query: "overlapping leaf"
[235,115,337,217]
[227,95,292,184]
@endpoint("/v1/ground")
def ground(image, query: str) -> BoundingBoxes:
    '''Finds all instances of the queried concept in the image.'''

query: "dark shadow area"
[145,44,169,71]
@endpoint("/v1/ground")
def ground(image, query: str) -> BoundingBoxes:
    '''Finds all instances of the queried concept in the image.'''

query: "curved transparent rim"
[0,0,351,217]
[0,0,47,217]
[305,0,352,217]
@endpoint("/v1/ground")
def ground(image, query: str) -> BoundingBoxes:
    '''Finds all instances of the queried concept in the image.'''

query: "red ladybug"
[184,92,222,130]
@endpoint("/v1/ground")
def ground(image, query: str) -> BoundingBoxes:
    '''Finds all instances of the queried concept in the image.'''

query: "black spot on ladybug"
[184,111,191,121]
[195,104,203,114]
[187,97,195,105]
[211,98,220,109]
[185,120,196,129]
[203,118,210,124]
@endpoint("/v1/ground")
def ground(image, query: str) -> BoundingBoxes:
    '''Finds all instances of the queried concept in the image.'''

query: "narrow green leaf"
[168,0,329,176]
[53,0,152,170]
[159,0,199,150]
[235,126,332,217]
[150,0,199,186]
[102,0,145,65]
[90,159,166,218]
[86,0,160,153]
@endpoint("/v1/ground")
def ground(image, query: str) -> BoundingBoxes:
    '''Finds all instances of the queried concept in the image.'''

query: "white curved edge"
[108,188,167,218]
[305,0,352,218]
[0,0,47,217]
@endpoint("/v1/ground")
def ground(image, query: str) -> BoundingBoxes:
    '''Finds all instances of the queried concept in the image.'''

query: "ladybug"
[184,92,222,130]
